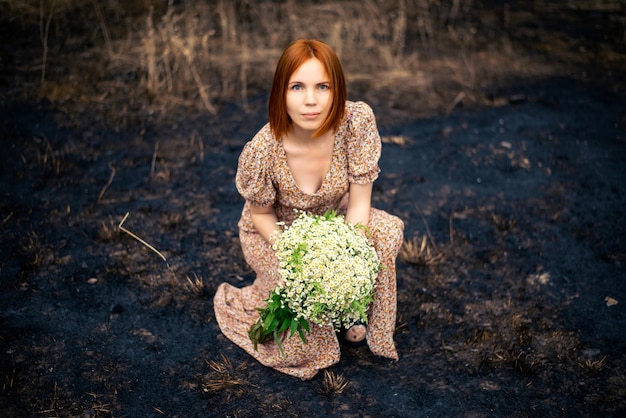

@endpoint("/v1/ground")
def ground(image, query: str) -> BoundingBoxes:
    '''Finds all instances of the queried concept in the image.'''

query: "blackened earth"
[2,11,626,418]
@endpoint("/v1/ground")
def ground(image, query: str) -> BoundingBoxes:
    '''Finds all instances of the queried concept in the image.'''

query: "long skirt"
[213,208,404,380]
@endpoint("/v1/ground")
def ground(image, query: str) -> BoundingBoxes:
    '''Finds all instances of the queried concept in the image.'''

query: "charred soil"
[1,1,626,417]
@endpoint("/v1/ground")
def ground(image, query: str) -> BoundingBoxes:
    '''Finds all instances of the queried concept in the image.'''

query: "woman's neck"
[287,126,332,145]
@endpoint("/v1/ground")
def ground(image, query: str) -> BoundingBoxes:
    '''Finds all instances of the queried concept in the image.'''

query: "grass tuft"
[202,354,253,395]
[319,369,349,395]
[579,356,606,374]
[184,273,205,298]
[400,235,443,266]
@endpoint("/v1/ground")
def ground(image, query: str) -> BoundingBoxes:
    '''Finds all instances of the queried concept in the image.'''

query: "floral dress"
[213,101,404,380]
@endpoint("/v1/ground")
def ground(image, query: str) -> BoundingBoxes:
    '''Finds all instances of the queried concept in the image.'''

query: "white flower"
[272,211,379,330]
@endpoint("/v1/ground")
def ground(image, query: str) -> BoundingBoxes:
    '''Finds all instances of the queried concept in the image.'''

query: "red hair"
[268,39,346,139]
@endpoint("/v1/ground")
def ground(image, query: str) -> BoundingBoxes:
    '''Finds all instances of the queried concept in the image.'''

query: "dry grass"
[491,349,539,373]
[32,135,62,175]
[82,392,112,417]
[97,218,119,242]
[381,135,412,146]
[6,0,624,128]
[3,0,515,127]
[491,213,518,231]
[184,273,206,298]
[578,356,607,374]
[202,354,254,395]
[20,229,44,272]
[400,235,443,266]
[1,351,16,393]
[319,370,350,395]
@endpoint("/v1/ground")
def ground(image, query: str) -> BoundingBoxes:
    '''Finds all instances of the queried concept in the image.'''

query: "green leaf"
[288,317,297,336]
[296,327,308,344]
[299,317,310,333]
[277,319,291,333]
[268,318,279,333]
[273,330,286,358]
[263,312,275,330]
[248,320,264,351]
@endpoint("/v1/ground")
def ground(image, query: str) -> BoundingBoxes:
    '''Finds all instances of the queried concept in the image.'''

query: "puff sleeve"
[346,101,382,184]
[235,127,277,206]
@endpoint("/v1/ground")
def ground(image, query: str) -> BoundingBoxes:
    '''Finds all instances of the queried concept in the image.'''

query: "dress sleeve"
[235,127,277,206]
[346,101,382,184]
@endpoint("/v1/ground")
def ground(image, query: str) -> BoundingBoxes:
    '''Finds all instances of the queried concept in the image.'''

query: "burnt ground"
[1,3,626,418]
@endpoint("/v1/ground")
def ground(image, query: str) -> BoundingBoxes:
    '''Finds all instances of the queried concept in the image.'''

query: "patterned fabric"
[213,101,404,380]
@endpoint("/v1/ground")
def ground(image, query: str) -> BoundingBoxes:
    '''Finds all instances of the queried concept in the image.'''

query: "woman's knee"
[369,209,405,249]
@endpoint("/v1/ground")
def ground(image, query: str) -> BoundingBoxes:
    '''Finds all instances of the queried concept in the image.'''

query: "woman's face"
[285,58,332,136]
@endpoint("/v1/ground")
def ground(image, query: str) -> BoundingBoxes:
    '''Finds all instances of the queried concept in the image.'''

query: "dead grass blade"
[403,202,448,265]
[39,0,56,86]
[33,135,62,175]
[118,212,168,264]
[85,392,111,414]
[97,162,116,202]
[189,130,204,162]
[150,141,159,177]
[91,0,113,56]
[414,203,437,250]
[381,135,411,145]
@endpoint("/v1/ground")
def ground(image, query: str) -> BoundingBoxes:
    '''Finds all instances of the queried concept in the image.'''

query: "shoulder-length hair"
[268,39,346,140]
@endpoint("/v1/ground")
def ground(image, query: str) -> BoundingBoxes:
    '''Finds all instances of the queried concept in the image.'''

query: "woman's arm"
[345,182,373,228]
[249,203,280,243]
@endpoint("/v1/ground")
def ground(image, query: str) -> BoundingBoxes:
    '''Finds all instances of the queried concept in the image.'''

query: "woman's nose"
[305,89,316,104]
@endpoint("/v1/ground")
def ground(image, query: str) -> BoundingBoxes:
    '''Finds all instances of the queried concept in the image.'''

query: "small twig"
[446,90,465,115]
[188,60,217,115]
[92,0,113,56]
[197,133,204,161]
[118,212,167,264]
[414,203,438,252]
[448,209,454,246]
[190,130,204,162]
[98,162,116,202]
[151,141,159,176]
[39,0,55,86]
[240,33,249,111]
[2,211,14,225]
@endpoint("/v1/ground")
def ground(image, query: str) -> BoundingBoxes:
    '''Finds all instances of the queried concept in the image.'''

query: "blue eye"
[319,84,330,90]
[291,84,303,91]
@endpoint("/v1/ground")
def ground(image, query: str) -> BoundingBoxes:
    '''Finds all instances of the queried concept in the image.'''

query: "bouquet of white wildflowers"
[249,210,380,356]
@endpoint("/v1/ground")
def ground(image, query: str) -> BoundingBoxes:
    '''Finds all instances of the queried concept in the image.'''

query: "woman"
[213,39,404,380]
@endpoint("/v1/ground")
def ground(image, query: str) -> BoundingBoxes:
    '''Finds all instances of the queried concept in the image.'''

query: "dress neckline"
[278,133,338,196]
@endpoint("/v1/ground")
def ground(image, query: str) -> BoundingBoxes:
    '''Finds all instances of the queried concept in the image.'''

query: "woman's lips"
[302,112,320,119]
